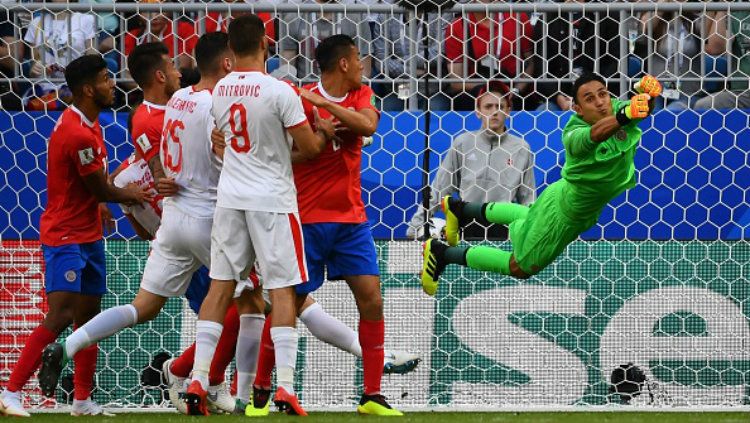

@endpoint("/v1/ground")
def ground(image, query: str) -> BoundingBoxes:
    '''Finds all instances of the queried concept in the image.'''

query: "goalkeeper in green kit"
[421,73,663,294]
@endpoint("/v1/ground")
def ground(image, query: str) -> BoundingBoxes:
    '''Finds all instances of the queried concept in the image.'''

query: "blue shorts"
[295,222,379,295]
[185,266,211,314]
[42,240,107,296]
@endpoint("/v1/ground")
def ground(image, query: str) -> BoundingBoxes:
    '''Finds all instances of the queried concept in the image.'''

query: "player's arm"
[288,122,330,163]
[300,89,379,137]
[123,212,154,241]
[82,168,152,206]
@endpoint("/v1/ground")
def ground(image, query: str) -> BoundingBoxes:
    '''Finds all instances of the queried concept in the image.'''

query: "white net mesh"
[0,1,749,411]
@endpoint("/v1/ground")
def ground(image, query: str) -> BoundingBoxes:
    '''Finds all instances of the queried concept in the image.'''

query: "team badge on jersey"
[136,133,152,153]
[78,147,94,165]
[615,129,627,141]
[65,270,77,282]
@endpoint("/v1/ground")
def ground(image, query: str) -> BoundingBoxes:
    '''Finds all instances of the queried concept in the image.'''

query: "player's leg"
[1,289,75,417]
[70,292,111,417]
[186,206,249,415]
[442,195,529,247]
[163,267,209,414]
[333,222,402,416]
[233,284,265,413]
[35,242,103,400]
[297,296,420,375]
[249,211,307,416]
[247,312,275,416]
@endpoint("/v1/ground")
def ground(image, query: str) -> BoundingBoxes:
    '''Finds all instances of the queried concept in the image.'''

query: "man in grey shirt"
[276,0,373,81]
[407,82,536,239]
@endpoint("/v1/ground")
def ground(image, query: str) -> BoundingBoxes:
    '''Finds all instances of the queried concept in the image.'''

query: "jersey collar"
[69,105,95,128]
[142,100,166,110]
[316,82,347,103]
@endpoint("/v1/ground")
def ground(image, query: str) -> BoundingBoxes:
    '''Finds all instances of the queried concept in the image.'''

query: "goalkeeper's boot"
[185,380,209,416]
[421,239,448,296]
[207,381,235,414]
[162,358,188,414]
[273,387,307,416]
[245,386,271,417]
[0,389,30,417]
[383,350,421,375]
[39,342,66,398]
[441,196,465,247]
[357,394,404,416]
[71,397,114,417]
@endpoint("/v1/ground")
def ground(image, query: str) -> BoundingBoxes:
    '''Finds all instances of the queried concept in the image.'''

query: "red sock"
[73,344,98,400]
[359,319,384,396]
[208,304,240,386]
[253,317,275,389]
[170,343,196,378]
[7,325,58,392]
[230,370,237,396]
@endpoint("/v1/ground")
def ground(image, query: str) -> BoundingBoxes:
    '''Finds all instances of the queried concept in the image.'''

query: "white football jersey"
[113,155,162,237]
[161,86,222,218]
[212,71,307,212]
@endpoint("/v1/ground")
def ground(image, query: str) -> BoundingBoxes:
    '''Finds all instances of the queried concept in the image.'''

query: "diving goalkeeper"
[421,73,662,294]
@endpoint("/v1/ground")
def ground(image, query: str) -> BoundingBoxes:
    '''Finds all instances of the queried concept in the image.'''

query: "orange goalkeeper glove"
[634,74,663,98]
[616,93,652,125]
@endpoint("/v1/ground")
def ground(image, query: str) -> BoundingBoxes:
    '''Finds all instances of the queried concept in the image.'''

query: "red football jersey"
[293,83,379,224]
[131,101,166,162]
[204,11,276,44]
[124,20,198,59]
[40,106,107,246]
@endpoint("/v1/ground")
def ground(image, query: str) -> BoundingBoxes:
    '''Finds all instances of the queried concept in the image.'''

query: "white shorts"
[141,204,212,298]
[210,206,307,290]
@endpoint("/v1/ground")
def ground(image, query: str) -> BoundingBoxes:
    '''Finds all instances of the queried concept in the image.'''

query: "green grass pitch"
[29,412,748,423]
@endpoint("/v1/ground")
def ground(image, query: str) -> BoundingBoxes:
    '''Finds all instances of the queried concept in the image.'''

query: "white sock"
[236,313,265,402]
[270,326,298,394]
[192,320,223,390]
[65,305,138,359]
[299,302,361,357]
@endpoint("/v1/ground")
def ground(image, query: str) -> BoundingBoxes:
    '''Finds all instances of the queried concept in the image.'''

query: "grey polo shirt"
[407,129,536,236]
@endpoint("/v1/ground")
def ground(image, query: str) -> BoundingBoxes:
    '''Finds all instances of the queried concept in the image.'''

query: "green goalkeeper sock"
[466,246,512,275]
[483,202,529,225]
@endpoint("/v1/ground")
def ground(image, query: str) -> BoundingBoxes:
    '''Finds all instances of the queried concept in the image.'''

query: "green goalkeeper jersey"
[560,98,642,217]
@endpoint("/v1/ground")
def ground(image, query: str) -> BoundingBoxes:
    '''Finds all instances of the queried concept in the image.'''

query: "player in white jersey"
[184,15,333,416]
[38,34,259,414]
[112,153,162,239]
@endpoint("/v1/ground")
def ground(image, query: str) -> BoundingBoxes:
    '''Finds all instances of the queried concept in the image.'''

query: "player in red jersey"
[0,55,150,418]
[246,34,403,417]
[127,42,182,197]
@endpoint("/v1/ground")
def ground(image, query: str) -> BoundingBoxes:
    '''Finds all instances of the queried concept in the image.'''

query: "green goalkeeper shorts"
[509,180,598,275]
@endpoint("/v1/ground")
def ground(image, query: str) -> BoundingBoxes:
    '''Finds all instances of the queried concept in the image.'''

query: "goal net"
[0,1,748,411]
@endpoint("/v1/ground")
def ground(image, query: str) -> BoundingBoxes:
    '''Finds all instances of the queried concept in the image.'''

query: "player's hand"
[211,127,225,159]
[156,177,179,197]
[99,203,115,234]
[313,107,342,144]
[634,75,662,98]
[124,184,154,206]
[300,89,329,108]
[624,94,652,119]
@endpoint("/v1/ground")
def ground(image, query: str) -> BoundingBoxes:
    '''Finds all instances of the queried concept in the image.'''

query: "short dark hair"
[127,42,169,88]
[228,14,265,56]
[315,34,356,73]
[65,54,108,96]
[572,72,607,104]
[195,32,230,75]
